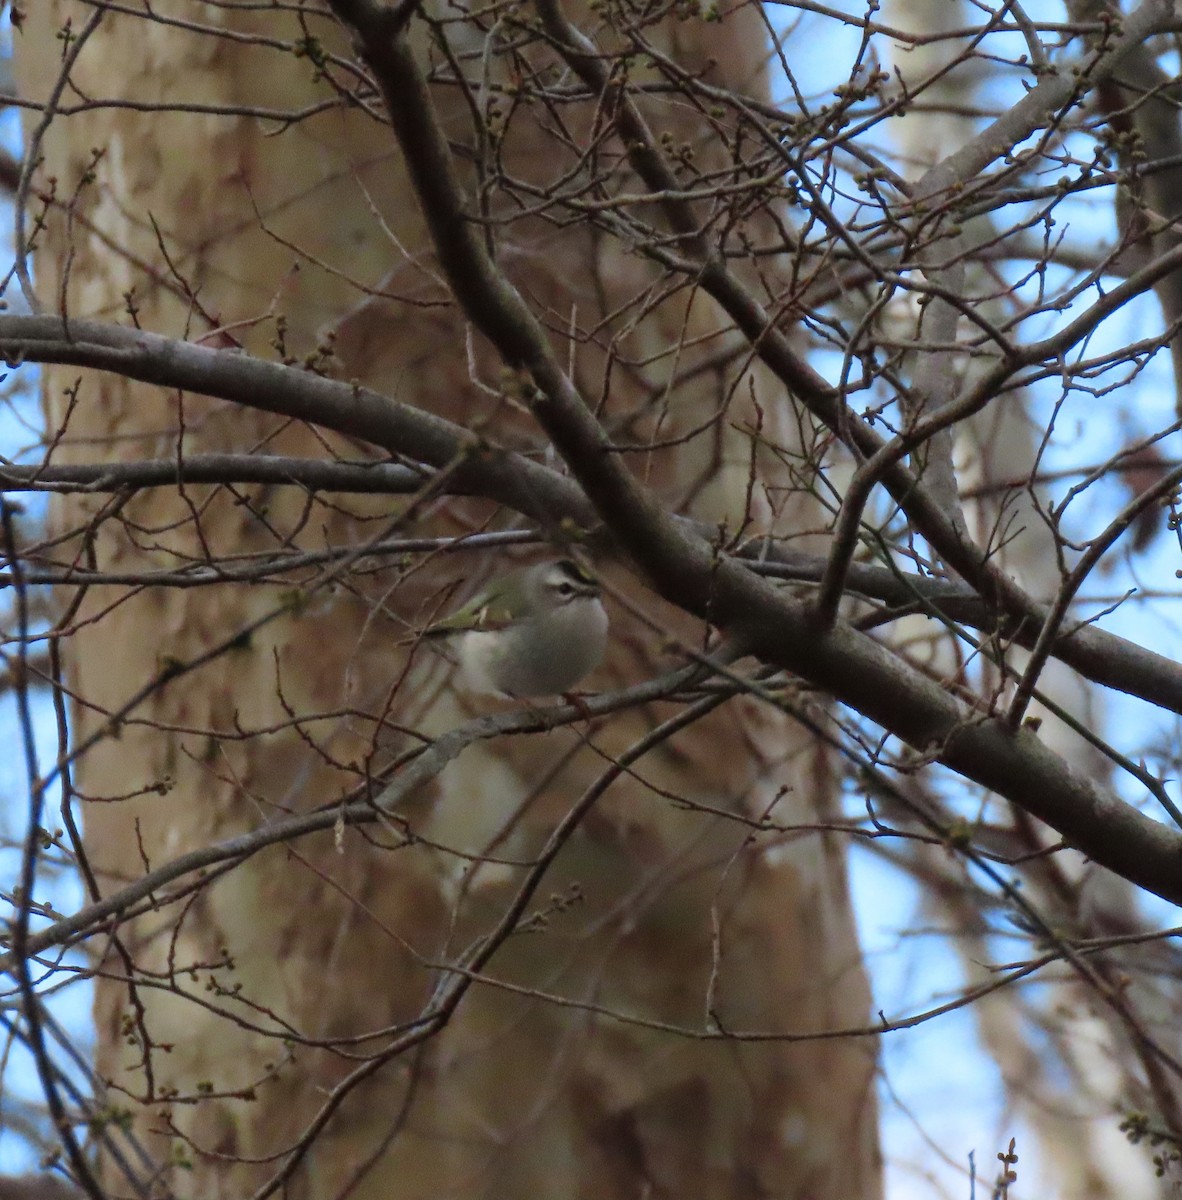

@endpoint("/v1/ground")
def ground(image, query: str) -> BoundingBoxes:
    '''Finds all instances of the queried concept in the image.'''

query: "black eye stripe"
[544,560,599,601]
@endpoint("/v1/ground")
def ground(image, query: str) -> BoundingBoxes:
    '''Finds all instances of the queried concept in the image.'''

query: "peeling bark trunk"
[16,4,882,1198]
[884,3,1172,1195]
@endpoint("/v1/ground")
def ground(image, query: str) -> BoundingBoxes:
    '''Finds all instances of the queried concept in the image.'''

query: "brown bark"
[15,4,881,1198]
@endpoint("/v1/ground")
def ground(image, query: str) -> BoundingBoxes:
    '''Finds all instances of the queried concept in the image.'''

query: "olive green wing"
[425,596,515,636]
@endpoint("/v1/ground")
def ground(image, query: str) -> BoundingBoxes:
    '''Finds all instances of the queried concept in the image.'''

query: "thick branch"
[4,319,1182,903]
[0,455,428,495]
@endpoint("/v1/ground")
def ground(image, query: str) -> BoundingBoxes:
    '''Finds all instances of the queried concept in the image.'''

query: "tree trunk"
[16,4,882,1197]
[883,4,1172,1195]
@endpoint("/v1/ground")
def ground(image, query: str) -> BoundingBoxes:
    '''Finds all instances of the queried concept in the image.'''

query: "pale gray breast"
[460,596,607,696]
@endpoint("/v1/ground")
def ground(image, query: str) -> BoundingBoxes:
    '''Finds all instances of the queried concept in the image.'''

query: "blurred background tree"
[6,1,1182,1197]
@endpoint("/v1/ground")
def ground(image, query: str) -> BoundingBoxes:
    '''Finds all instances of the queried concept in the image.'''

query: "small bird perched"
[425,557,608,698]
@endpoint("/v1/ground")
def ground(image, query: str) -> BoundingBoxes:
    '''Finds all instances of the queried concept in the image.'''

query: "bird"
[424,557,609,697]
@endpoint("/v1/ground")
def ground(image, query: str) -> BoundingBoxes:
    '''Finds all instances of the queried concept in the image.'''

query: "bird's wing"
[425,598,515,636]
